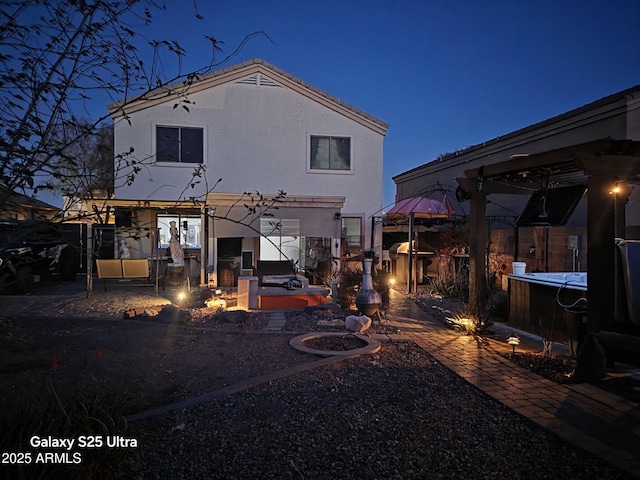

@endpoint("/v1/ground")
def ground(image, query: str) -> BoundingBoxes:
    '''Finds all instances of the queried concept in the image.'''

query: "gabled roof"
[108,58,389,136]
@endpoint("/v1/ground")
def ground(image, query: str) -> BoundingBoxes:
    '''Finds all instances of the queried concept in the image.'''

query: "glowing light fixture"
[507,334,520,355]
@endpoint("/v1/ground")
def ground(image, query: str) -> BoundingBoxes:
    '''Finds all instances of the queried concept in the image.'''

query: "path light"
[177,291,186,304]
[507,334,520,355]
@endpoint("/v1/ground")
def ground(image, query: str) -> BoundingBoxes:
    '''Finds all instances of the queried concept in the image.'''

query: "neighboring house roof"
[0,189,60,220]
[3,190,58,211]
[108,58,389,136]
[394,83,640,182]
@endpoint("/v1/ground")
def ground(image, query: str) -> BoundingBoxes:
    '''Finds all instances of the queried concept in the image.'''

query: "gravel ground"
[113,341,625,480]
[111,293,624,480]
[0,285,630,479]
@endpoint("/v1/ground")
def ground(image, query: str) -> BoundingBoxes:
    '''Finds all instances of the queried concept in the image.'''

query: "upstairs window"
[310,136,351,171]
[156,126,203,164]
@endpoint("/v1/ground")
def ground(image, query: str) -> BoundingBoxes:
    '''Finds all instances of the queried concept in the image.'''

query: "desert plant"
[335,263,361,309]
[373,268,391,311]
[446,302,493,337]
[485,289,508,321]
[430,273,469,302]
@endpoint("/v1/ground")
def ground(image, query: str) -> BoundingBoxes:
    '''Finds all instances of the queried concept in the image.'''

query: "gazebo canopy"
[386,195,454,220]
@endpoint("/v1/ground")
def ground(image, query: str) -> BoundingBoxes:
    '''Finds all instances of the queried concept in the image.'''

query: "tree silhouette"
[0,0,270,218]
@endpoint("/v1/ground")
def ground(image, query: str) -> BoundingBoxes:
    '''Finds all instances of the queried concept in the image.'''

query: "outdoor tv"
[516,185,587,227]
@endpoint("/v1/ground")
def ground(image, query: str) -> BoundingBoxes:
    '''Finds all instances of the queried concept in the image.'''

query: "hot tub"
[508,272,587,351]
[509,272,587,291]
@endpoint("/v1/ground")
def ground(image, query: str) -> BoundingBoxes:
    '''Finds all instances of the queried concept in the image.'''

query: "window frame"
[154,125,205,165]
[307,135,353,174]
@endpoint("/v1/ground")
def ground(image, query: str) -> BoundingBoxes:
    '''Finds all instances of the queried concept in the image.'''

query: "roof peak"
[109,58,388,134]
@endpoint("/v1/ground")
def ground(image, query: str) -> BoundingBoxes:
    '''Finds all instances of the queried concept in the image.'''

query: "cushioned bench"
[95,259,164,292]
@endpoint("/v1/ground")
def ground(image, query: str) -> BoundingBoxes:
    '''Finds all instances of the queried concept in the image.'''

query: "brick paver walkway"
[385,289,640,479]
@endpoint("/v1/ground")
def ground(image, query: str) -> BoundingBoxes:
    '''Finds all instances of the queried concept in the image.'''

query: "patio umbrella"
[386,195,454,219]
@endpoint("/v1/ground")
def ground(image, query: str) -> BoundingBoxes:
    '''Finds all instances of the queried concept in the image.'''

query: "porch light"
[177,291,186,303]
[507,334,520,355]
[389,278,396,287]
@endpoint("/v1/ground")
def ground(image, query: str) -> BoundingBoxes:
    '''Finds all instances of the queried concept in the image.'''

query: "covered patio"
[457,139,640,365]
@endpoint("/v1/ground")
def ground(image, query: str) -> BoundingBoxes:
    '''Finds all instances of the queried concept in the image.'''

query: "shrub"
[485,289,508,321]
[430,274,469,302]
[446,302,493,337]
[335,263,361,309]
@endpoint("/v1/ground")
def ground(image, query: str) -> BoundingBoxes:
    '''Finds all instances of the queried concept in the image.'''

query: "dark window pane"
[181,128,203,163]
[310,136,329,169]
[157,127,179,162]
[330,137,350,170]
[310,135,350,170]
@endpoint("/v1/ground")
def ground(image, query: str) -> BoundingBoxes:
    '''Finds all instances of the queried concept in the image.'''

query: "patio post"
[469,189,487,310]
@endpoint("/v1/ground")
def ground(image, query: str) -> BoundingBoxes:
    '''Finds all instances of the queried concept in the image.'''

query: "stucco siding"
[114,78,383,218]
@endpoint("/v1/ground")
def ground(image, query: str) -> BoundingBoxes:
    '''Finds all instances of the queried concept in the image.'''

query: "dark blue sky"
[90,0,640,207]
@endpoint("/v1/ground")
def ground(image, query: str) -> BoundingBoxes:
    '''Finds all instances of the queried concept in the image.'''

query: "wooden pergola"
[456,138,640,334]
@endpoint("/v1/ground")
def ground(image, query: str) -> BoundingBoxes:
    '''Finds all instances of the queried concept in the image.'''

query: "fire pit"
[289,332,381,357]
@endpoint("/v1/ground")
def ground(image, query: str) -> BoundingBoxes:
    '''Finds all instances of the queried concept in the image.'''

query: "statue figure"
[118,238,131,259]
[169,221,184,265]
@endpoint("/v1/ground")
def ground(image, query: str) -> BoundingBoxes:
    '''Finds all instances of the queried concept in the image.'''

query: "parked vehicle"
[0,220,80,293]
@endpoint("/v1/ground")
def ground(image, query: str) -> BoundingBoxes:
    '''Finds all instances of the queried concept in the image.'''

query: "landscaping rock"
[123,307,160,319]
[214,310,250,323]
[345,314,371,332]
[156,305,192,324]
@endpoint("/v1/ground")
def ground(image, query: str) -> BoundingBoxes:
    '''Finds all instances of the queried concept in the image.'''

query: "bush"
[486,289,508,321]
[446,302,493,337]
[430,274,469,302]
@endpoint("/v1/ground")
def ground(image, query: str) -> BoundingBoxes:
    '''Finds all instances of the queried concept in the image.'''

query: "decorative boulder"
[123,307,160,319]
[156,305,192,324]
[215,310,250,323]
[345,314,372,333]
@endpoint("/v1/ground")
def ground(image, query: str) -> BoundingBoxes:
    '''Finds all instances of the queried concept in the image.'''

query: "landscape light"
[507,334,520,355]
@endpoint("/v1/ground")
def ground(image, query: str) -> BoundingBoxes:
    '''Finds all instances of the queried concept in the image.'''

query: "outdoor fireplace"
[356,250,381,316]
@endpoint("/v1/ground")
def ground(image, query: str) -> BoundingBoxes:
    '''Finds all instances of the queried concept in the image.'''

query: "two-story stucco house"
[107,59,388,287]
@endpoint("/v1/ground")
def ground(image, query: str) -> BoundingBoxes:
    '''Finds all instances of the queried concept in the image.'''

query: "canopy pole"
[408,212,414,293]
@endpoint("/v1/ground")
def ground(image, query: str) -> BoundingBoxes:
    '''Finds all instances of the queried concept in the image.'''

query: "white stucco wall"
[113,78,384,229]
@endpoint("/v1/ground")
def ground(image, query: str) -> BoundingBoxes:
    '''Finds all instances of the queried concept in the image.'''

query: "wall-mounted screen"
[516,185,587,227]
